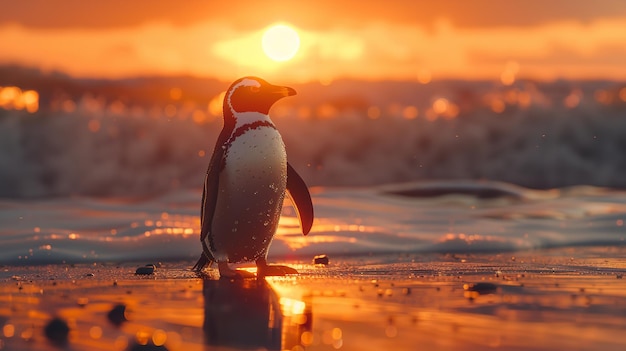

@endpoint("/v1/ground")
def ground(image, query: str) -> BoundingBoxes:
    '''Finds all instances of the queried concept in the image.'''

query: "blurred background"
[1,0,626,198]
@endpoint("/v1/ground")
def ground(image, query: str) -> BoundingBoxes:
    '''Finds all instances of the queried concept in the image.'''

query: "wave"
[1,79,626,198]
[1,181,625,264]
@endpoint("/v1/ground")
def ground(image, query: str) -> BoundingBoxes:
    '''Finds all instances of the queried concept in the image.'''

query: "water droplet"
[263,221,270,226]
[268,199,274,205]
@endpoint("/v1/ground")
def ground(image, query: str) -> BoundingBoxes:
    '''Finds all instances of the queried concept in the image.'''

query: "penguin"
[193,76,314,278]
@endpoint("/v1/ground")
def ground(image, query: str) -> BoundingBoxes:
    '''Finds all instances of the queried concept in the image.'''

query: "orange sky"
[1,0,626,83]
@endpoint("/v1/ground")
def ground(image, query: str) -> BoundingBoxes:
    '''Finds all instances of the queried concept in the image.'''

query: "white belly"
[210,126,287,263]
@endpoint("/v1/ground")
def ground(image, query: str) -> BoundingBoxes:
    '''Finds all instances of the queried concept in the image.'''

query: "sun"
[262,24,300,62]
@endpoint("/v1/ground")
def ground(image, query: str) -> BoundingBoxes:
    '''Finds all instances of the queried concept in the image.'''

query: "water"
[1,180,624,265]
[2,79,626,199]
[2,77,626,264]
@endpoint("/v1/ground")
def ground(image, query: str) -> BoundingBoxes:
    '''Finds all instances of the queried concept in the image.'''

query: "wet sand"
[1,247,626,351]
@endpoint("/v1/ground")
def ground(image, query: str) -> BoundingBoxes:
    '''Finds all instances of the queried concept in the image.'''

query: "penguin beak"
[269,85,297,97]
[284,86,297,96]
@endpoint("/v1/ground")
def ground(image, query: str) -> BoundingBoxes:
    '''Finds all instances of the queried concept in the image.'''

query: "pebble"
[128,341,170,350]
[463,282,498,295]
[313,254,329,265]
[77,297,89,307]
[107,304,127,326]
[44,317,70,345]
[135,264,156,275]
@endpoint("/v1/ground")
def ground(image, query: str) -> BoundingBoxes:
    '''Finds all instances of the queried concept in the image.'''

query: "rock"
[463,282,498,295]
[128,341,169,350]
[135,264,156,275]
[107,304,128,326]
[44,317,70,345]
[313,254,329,265]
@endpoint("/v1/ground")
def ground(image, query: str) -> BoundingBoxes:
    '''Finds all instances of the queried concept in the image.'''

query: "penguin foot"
[256,258,298,277]
[217,261,255,279]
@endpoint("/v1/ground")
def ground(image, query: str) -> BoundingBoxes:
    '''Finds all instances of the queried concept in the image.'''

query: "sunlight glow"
[619,87,626,102]
[262,24,300,62]
[280,297,306,316]
[0,87,39,113]
[564,89,582,108]
[402,106,419,120]
[2,17,626,81]
[417,69,432,84]
[500,61,520,86]
[208,91,226,117]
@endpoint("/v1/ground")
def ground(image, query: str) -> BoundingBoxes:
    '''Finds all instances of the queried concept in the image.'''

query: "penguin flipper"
[197,137,226,269]
[286,162,314,236]
[200,171,218,244]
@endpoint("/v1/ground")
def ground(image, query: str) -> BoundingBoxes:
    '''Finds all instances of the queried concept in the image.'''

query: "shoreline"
[1,247,625,350]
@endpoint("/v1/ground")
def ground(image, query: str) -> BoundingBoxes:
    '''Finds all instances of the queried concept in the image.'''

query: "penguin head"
[224,76,296,116]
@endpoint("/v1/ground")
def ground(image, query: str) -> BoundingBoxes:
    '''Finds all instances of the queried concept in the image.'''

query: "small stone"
[313,254,329,265]
[86,273,95,277]
[107,304,127,326]
[128,341,170,350]
[44,317,70,345]
[77,297,89,307]
[135,264,156,275]
[463,282,498,295]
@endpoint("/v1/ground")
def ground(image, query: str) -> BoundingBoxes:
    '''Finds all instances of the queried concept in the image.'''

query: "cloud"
[2,0,626,30]
[1,15,626,81]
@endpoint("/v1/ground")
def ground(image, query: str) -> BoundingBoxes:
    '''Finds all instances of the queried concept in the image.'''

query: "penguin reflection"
[202,278,310,350]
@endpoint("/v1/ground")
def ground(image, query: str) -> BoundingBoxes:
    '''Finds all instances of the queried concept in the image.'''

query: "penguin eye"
[249,86,260,93]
